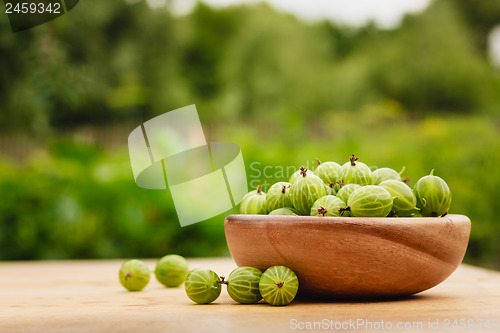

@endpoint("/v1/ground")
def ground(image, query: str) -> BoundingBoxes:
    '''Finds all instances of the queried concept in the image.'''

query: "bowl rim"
[225,213,469,225]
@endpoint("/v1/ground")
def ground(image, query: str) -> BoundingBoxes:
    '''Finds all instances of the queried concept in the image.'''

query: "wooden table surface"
[1,258,499,333]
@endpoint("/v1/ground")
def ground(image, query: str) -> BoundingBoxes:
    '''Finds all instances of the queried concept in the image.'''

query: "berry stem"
[349,154,358,166]
[316,158,322,166]
[317,206,327,216]
[300,167,308,178]
[388,211,398,217]
[218,276,228,285]
[281,185,286,194]
[274,282,284,288]
[339,206,351,216]
[257,185,263,195]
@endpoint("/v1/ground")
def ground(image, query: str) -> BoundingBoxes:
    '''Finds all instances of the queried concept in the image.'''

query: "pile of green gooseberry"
[185,265,299,306]
[241,154,452,218]
[119,257,299,306]
[118,254,188,291]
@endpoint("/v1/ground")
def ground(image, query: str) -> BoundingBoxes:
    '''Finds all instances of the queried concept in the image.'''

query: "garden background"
[1,0,499,269]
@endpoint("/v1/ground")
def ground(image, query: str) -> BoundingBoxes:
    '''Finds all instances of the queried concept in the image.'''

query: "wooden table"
[1,258,499,332]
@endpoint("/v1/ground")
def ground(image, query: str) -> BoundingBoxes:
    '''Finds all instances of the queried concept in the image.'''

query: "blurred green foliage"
[0,141,233,259]
[0,0,499,268]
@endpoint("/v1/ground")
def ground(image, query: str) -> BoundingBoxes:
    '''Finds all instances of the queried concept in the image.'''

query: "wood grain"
[225,214,471,298]
[0,258,499,332]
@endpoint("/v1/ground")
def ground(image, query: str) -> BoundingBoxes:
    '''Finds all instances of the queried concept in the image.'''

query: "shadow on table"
[295,293,454,304]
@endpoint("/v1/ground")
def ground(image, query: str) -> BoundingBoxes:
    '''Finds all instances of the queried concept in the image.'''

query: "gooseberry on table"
[184,268,223,304]
[119,259,150,292]
[154,254,188,288]
[226,267,263,304]
[259,266,299,306]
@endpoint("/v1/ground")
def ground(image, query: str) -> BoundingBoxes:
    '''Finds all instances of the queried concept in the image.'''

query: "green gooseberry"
[336,183,362,204]
[379,180,418,217]
[119,259,150,292]
[227,267,263,304]
[310,195,349,217]
[372,167,404,185]
[413,170,451,217]
[314,158,341,185]
[154,254,188,288]
[240,185,267,214]
[289,167,327,215]
[266,182,293,212]
[259,266,299,306]
[289,167,315,184]
[338,154,372,185]
[268,207,298,215]
[346,185,394,217]
[241,184,264,203]
[184,268,222,304]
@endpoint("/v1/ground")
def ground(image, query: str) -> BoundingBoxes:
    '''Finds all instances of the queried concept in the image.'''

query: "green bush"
[0,141,232,260]
[0,112,499,269]
[0,0,499,269]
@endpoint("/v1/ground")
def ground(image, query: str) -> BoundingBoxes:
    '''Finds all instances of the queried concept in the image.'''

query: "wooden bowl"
[224,214,471,299]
